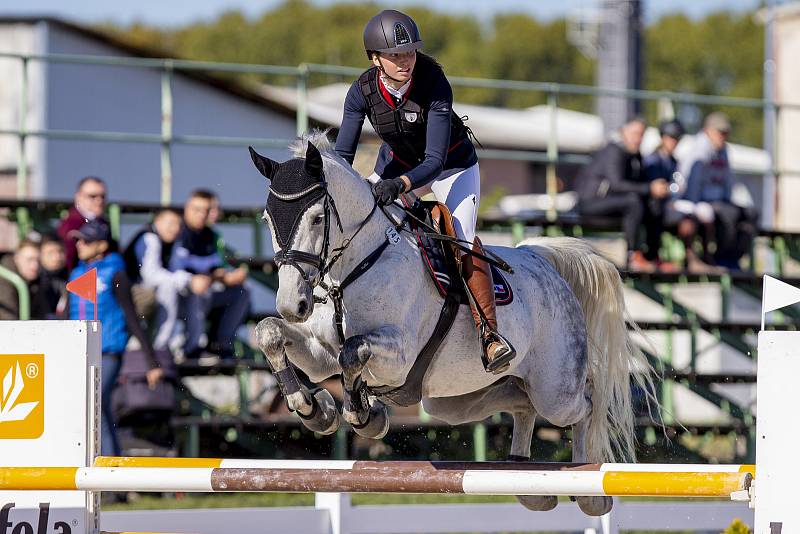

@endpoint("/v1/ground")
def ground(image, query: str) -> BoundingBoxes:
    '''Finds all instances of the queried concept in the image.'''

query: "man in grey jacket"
[677,112,758,270]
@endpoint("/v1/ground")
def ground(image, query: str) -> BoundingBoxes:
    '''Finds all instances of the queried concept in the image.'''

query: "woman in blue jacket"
[335,10,514,373]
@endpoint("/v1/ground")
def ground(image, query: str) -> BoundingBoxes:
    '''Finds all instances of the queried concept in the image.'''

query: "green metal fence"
[2,51,800,220]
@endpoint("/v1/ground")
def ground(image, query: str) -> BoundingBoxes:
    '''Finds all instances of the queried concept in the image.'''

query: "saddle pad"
[413,226,513,307]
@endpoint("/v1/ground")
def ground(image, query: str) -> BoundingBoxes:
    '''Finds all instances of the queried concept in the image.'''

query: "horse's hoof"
[352,402,389,439]
[575,496,613,516]
[297,389,340,435]
[516,495,558,511]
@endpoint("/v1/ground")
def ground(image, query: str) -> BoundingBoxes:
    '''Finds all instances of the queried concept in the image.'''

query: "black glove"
[372,178,406,206]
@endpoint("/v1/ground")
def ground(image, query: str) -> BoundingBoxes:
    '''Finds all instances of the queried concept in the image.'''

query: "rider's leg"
[430,164,516,373]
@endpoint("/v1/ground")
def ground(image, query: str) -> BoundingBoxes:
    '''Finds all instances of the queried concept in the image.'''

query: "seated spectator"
[0,239,48,320]
[66,219,162,456]
[123,208,195,351]
[58,176,109,270]
[172,189,250,360]
[38,234,68,317]
[643,119,685,272]
[677,112,758,271]
[577,116,670,271]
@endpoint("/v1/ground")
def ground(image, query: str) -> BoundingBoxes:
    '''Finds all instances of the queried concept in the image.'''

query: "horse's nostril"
[297,300,308,316]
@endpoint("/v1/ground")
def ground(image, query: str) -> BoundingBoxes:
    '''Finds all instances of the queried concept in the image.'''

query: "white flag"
[763,275,800,314]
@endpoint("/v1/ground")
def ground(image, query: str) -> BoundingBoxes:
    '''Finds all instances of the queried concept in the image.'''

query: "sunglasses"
[84,192,106,200]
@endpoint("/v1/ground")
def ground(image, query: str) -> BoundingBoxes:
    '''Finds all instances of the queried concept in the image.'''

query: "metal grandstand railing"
[2,51,800,220]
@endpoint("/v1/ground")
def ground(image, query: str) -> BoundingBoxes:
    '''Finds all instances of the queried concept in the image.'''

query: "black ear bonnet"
[265,158,327,249]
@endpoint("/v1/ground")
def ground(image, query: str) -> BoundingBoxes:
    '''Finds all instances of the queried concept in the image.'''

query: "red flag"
[66,268,98,321]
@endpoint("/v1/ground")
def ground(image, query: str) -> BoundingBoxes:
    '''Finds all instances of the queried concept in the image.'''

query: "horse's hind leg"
[572,417,613,516]
[255,317,340,435]
[509,410,558,512]
[423,378,557,512]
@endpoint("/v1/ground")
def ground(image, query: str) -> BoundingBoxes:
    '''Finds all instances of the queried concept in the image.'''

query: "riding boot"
[462,237,516,374]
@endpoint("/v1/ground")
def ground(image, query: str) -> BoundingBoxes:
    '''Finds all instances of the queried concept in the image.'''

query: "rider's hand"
[372,178,406,206]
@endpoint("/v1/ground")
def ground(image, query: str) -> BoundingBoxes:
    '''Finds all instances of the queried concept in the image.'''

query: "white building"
[0,17,300,206]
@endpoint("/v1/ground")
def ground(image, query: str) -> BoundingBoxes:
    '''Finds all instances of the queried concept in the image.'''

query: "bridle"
[268,171,383,306]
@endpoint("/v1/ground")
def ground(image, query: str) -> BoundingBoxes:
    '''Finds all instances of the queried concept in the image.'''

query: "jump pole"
[0,305,795,533]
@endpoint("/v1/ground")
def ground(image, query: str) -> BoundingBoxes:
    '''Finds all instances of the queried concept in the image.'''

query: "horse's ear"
[249,146,279,181]
[305,142,323,178]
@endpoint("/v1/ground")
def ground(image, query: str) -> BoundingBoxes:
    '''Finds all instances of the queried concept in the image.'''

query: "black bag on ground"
[111,348,177,425]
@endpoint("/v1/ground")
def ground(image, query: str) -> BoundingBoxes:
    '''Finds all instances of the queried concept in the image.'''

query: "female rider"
[334,9,515,373]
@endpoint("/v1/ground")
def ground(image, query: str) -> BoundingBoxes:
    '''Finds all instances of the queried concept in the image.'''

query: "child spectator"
[67,219,162,455]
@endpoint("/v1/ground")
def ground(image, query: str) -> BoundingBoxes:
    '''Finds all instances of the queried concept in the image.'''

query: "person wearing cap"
[577,117,670,272]
[334,9,514,374]
[66,219,163,456]
[677,112,758,270]
[642,119,685,271]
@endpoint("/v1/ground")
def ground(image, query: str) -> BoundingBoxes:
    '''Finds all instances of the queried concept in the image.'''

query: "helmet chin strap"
[376,56,407,85]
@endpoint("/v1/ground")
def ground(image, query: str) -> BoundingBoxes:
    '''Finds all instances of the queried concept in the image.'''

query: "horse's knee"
[340,335,372,373]
[255,317,284,355]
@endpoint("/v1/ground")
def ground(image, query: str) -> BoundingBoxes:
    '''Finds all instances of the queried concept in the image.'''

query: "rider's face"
[373,50,416,84]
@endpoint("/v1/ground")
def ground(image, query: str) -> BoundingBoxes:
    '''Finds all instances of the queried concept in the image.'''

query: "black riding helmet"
[363,9,423,59]
[659,119,685,140]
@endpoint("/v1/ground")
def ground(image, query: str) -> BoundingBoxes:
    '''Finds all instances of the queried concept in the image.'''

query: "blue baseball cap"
[69,219,111,243]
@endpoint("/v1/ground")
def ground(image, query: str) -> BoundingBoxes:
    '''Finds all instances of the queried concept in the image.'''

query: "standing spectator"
[123,208,195,351]
[0,239,47,320]
[577,117,670,271]
[38,234,68,317]
[173,190,250,360]
[57,176,109,270]
[678,112,758,270]
[67,219,163,456]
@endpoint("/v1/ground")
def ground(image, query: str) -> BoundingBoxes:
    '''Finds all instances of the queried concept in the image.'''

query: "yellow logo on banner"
[0,354,44,439]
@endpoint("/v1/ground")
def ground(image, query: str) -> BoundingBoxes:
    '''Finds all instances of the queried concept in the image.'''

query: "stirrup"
[480,331,516,374]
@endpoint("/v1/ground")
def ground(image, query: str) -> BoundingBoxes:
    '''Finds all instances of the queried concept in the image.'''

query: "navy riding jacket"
[334,54,477,190]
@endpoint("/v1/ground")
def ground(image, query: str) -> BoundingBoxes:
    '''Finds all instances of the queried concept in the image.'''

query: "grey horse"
[249,132,655,516]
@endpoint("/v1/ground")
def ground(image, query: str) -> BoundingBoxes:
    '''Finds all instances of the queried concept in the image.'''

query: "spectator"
[577,117,670,271]
[678,112,758,271]
[643,119,685,272]
[57,176,109,270]
[172,190,250,360]
[66,219,162,456]
[123,208,195,351]
[0,239,48,320]
[38,234,68,317]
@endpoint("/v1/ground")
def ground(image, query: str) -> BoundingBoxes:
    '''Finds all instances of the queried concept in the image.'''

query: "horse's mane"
[289,129,334,158]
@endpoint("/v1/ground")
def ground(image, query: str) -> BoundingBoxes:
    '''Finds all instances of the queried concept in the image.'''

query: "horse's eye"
[312,214,324,226]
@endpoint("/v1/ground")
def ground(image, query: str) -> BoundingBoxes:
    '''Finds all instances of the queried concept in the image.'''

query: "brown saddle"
[404,198,513,306]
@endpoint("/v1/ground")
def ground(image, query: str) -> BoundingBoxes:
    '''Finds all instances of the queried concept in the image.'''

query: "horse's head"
[249,140,342,322]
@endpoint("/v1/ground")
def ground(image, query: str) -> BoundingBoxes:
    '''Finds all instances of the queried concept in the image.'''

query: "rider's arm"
[335,81,367,166]
[405,76,452,190]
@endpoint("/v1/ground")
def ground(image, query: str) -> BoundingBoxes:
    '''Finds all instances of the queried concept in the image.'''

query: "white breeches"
[369,163,481,244]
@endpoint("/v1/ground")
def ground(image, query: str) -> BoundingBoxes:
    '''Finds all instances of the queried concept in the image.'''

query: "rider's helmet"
[658,119,685,140]
[363,10,423,59]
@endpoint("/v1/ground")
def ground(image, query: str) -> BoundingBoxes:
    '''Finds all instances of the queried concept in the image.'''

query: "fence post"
[297,63,310,136]
[315,492,350,534]
[545,87,559,222]
[160,60,174,206]
[17,56,29,199]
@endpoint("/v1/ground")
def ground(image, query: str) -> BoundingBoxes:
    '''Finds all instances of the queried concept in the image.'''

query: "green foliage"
[723,518,752,534]
[101,1,764,145]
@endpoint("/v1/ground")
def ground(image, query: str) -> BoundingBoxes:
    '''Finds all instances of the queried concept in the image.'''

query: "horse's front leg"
[255,317,340,435]
[339,326,404,439]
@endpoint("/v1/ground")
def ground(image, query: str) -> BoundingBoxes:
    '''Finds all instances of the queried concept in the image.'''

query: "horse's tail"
[518,236,657,462]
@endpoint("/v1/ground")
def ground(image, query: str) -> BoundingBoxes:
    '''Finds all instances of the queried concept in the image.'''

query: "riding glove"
[372,177,405,206]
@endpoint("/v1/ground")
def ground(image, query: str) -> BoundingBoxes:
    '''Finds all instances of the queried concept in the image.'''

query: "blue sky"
[3,0,761,27]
